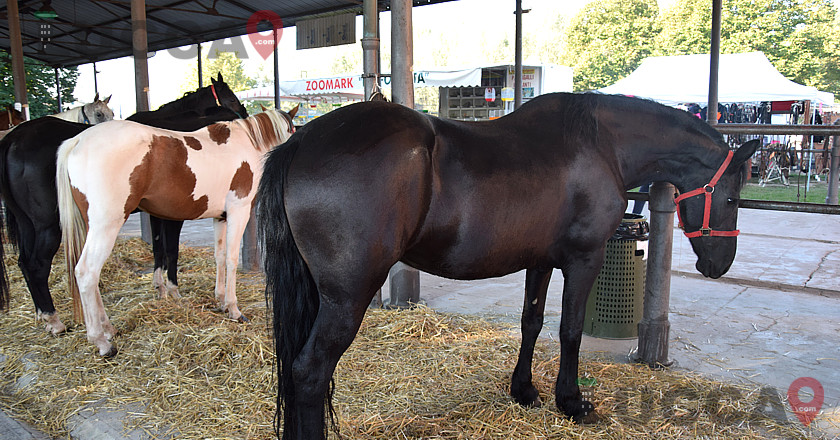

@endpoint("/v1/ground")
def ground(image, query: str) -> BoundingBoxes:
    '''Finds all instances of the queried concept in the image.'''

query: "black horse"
[256,92,760,439]
[0,73,246,333]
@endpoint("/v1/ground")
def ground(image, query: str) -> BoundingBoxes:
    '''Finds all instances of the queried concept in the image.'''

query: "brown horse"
[0,105,24,131]
[256,92,760,439]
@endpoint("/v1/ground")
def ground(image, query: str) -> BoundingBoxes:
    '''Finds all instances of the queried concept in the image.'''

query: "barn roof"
[0,0,454,68]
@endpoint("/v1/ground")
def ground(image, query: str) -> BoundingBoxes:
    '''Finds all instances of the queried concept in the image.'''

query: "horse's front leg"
[151,216,182,299]
[220,209,250,322]
[511,268,552,407]
[555,249,604,423]
[212,217,229,315]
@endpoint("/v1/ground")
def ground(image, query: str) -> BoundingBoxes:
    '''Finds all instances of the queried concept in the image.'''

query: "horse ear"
[103,95,112,104]
[94,92,100,102]
[732,139,760,165]
[217,72,223,82]
[289,104,300,118]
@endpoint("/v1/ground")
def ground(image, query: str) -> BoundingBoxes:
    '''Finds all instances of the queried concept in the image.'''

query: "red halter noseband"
[674,150,738,238]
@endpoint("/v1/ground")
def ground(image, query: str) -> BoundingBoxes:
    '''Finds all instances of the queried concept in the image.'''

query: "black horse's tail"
[256,134,331,439]
[0,137,15,311]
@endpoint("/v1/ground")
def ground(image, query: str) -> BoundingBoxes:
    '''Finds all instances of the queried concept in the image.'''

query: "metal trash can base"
[583,213,648,339]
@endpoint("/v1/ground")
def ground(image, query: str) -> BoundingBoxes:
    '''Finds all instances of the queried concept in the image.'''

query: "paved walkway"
[1,206,838,438]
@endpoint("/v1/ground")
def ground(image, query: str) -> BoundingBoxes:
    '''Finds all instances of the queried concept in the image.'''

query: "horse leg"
[555,250,603,423]
[75,223,122,357]
[151,217,182,299]
[12,216,65,334]
[212,217,228,315]
[219,210,249,322]
[291,289,376,439]
[510,268,552,407]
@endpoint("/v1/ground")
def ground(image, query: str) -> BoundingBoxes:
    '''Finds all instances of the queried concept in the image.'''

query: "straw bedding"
[0,238,810,439]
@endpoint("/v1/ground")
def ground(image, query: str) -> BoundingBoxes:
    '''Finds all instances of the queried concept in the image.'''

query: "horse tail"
[56,136,86,323]
[256,135,331,439]
[0,137,15,310]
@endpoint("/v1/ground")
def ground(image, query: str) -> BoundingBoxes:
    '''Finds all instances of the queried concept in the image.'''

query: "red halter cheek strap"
[674,150,739,238]
[210,84,222,106]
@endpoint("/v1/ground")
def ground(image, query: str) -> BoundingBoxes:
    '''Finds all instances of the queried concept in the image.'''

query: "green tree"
[657,0,840,95]
[560,0,661,91]
[180,51,257,92]
[0,51,80,118]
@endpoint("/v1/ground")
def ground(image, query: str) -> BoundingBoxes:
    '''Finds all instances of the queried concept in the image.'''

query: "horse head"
[676,139,760,278]
[210,73,249,119]
[85,95,115,124]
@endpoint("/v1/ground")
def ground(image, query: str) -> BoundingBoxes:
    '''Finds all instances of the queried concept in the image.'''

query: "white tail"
[56,136,87,322]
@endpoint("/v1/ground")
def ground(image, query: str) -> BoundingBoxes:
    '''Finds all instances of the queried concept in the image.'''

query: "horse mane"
[232,110,291,151]
[156,85,216,113]
[588,93,728,147]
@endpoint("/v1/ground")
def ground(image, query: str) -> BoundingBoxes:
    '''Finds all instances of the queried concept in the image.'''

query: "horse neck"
[608,114,728,194]
[53,107,81,122]
[237,112,285,152]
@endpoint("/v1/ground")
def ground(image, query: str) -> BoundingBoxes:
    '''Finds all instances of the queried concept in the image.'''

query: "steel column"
[7,0,29,120]
[387,0,420,308]
[706,0,721,125]
[361,0,380,100]
[197,43,203,87]
[828,125,840,205]
[514,0,523,109]
[635,181,675,368]
[273,30,280,109]
[131,0,153,243]
[54,68,63,111]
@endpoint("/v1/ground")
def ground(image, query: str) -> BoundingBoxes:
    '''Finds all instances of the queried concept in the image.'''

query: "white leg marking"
[37,311,67,335]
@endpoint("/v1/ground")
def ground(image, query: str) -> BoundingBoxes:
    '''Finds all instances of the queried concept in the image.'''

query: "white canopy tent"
[597,52,834,106]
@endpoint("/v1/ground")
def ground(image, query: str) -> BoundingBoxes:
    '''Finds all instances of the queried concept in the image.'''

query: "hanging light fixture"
[33,1,58,20]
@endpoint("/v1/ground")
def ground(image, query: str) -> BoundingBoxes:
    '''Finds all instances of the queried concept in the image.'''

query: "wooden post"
[635,182,675,367]
[131,0,153,243]
[7,0,29,120]
[387,0,420,308]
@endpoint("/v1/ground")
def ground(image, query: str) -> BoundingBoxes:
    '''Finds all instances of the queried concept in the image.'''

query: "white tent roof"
[597,52,834,106]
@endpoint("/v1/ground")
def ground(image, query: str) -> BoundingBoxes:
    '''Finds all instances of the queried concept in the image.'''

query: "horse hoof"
[566,400,598,424]
[511,384,542,408]
[100,345,118,358]
[237,314,250,323]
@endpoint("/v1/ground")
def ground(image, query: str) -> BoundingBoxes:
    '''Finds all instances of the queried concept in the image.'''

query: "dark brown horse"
[256,92,760,439]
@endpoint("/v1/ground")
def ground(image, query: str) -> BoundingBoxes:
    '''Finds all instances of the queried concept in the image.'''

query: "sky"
[72,0,676,117]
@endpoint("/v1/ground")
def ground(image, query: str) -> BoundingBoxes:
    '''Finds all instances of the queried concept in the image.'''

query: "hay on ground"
[0,238,813,439]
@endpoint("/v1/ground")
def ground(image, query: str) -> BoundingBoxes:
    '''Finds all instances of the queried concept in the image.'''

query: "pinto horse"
[0,79,246,335]
[57,109,294,357]
[255,93,760,439]
[50,94,114,124]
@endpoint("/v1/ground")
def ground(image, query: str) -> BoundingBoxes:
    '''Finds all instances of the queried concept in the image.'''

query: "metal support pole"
[132,0,153,243]
[362,0,380,101]
[707,0,721,125]
[635,182,675,368]
[387,0,420,308]
[273,30,280,109]
[54,68,63,111]
[197,43,203,88]
[514,0,523,110]
[7,0,29,120]
[828,125,840,205]
[93,62,99,96]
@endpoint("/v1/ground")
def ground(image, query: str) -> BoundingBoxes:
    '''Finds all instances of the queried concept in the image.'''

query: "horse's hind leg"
[15,221,66,334]
[151,217,182,299]
[555,250,603,423]
[511,268,552,407]
[75,222,123,357]
[292,286,378,439]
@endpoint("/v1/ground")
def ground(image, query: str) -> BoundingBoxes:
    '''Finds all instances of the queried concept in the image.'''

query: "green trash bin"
[583,213,649,339]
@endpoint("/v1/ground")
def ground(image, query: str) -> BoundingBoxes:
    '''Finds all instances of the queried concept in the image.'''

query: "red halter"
[674,150,738,238]
[210,83,221,106]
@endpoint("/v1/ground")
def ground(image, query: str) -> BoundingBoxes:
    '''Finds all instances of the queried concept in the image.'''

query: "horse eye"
[727,198,738,204]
